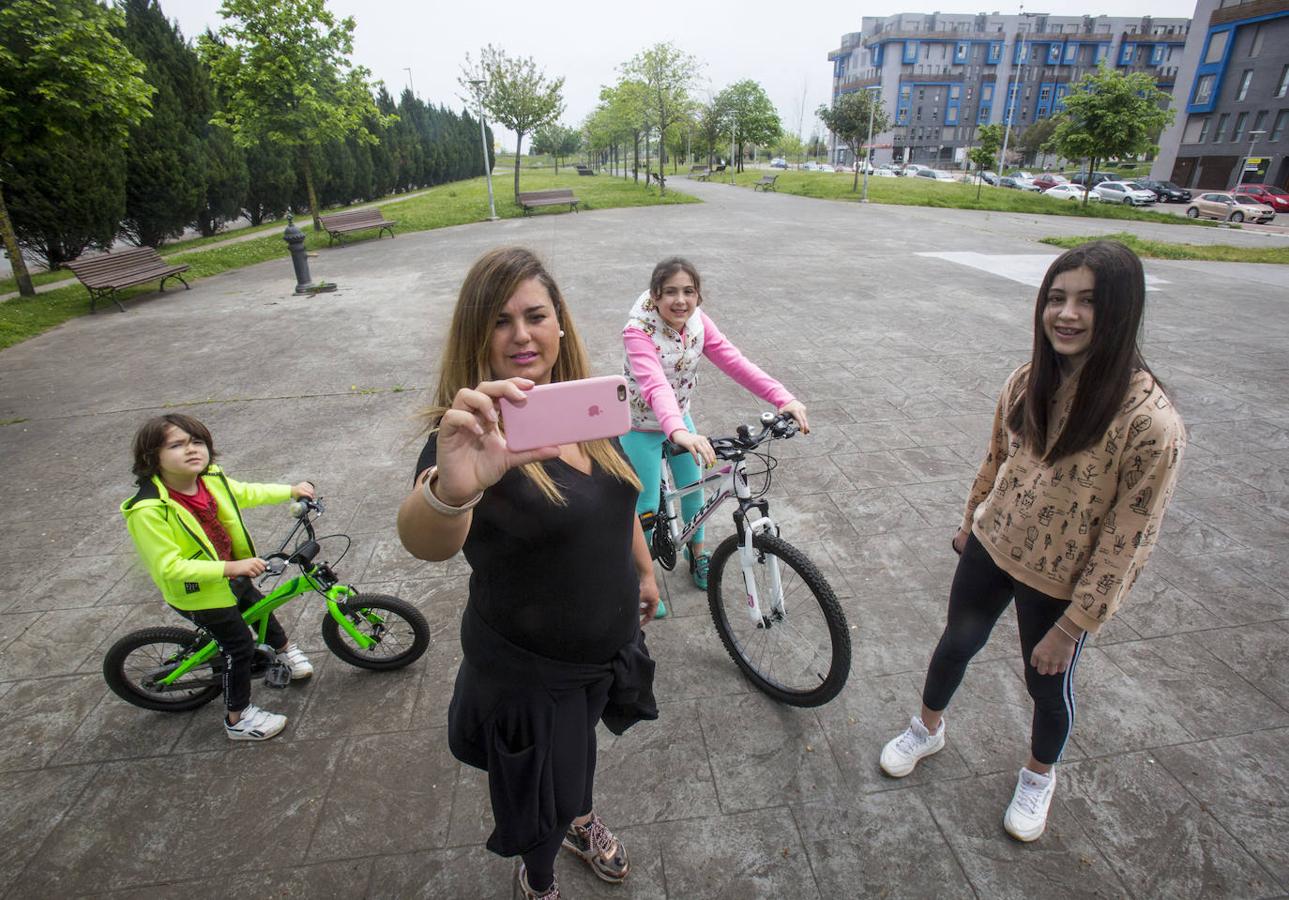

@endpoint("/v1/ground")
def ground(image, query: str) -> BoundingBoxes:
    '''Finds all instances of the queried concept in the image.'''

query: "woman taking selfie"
[398,247,658,899]
[879,240,1185,842]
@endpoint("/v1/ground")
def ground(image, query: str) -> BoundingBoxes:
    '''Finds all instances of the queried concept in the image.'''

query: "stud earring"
[559,329,566,337]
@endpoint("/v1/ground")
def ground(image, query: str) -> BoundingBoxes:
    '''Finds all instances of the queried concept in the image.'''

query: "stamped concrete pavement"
[1,178,1287,898]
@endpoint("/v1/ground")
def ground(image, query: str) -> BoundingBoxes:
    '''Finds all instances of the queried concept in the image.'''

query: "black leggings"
[177,577,287,714]
[922,533,1087,766]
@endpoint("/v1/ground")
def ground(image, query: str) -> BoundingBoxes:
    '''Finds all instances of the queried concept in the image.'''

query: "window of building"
[918,88,925,100]
[1249,24,1263,57]
[1039,85,1052,102]
[1277,65,1289,98]
[1194,74,1215,105]
[1203,30,1228,64]
[1214,113,1229,141]
[1196,117,1211,143]
[1236,70,1252,101]
[1232,111,1248,142]
[1271,109,1287,141]
[1252,110,1267,134]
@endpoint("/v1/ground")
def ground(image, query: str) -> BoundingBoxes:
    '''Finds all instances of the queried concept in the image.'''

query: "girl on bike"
[397,247,659,900]
[121,413,316,742]
[621,257,809,611]
[879,240,1185,841]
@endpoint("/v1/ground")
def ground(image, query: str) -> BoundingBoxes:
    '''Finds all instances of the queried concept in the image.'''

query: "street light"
[861,87,876,202]
[403,67,414,96]
[997,5,1038,187]
[467,79,498,221]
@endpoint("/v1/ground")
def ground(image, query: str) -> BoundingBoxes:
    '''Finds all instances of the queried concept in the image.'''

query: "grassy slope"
[1041,232,1289,264]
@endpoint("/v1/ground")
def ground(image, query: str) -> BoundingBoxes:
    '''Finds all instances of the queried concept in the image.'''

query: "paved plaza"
[1,180,1287,898]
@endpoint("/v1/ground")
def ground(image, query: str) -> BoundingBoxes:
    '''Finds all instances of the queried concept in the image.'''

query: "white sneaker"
[225,704,287,741]
[277,643,313,679]
[880,715,946,777]
[1004,767,1055,841]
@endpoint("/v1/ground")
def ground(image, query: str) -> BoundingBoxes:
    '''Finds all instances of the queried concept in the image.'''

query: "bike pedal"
[264,661,291,688]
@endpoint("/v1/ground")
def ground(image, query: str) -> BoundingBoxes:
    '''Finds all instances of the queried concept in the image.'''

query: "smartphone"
[499,375,632,452]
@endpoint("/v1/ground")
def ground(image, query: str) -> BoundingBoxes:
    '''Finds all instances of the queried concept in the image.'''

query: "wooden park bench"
[317,207,397,246]
[753,174,779,192]
[66,246,190,314]
[689,165,710,181]
[517,189,581,215]
[575,164,595,176]
[646,171,666,189]
[711,164,727,176]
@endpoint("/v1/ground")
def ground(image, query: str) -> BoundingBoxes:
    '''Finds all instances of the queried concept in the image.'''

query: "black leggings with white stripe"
[922,533,1087,766]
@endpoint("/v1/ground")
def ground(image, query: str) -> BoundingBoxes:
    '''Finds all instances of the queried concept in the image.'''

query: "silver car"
[1094,181,1156,206]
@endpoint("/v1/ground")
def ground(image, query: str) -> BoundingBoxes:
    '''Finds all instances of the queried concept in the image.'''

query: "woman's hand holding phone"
[435,378,559,503]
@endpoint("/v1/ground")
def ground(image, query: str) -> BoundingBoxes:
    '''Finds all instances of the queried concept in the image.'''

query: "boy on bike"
[122,413,315,741]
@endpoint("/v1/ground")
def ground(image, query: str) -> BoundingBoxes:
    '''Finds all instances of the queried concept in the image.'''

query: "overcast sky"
[162,0,1199,151]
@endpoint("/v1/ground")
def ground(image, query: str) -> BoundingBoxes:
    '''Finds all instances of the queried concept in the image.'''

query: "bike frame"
[157,566,377,688]
[658,450,787,626]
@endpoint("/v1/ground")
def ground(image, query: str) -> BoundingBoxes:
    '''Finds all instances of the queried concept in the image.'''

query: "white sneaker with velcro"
[225,704,287,741]
[277,644,314,679]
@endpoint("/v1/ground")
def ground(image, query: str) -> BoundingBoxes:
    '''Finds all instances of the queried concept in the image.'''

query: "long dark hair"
[649,257,703,305]
[1007,240,1157,462]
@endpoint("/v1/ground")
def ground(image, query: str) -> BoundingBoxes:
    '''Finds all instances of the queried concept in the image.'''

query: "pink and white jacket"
[621,290,795,436]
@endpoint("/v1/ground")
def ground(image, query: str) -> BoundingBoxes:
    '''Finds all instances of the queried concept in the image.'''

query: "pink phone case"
[499,375,632,452]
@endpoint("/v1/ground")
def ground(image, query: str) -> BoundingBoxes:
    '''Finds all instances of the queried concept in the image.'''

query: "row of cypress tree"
[7,0,493,270]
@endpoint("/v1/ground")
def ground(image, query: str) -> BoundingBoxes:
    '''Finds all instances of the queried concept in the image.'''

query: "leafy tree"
[720,80,781,173]
[199,0,393,230]
[119,0,206,248]
[461,45,564,199]
[622,42,698,195]
[1047,64,1173,205]
[1016,116,1058,168]
[697,97,728,169]
[0,0,152,294]
[968,123,1004,198]
[533,123,581,174]
[196,126,248,237]
[7,135,126,270]
[772,131,805,162]
[243,137,294,225]
[817,90,890,191]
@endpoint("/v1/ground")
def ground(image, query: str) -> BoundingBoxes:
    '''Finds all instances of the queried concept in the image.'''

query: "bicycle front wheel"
[707,533,851,707]
[103,626,223,712]
[322,594,430,671]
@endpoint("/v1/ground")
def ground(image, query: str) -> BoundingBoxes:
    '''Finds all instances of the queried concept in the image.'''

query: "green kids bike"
[103,497,429,711]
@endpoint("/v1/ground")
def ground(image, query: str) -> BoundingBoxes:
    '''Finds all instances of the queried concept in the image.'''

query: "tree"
[1016,116,1058,168]
[0,0,152,295]
[461,46,564,200]
[1047,64,1173,205]
[968,123,1004,199]
[697,97,728,168]
[533,123,581,174]
[196,126,249,236]
[719,81,781,173]
[622,42,698,195]
[817,90,890,191]
[199,0,393,230]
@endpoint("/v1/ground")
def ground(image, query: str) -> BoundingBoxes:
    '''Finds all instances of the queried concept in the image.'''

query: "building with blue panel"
[1152,0,1289,190]
[828,12,1190,167]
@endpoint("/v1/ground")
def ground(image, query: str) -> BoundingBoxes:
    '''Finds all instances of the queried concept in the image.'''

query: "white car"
[1094,181,1156,206]
[914,168,958,182]
[1044,184,1098,202]
[818,164,836,173]
[801,161,820,171]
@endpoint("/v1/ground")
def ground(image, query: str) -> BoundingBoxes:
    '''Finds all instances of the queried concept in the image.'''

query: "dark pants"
[922,533,1087,766]
[177,577,286,715]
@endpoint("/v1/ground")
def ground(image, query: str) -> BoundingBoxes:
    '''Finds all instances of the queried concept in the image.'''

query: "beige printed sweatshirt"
[962,365,1186,634]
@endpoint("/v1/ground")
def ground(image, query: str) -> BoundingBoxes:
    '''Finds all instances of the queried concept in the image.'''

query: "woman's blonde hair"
[422,246,641,504]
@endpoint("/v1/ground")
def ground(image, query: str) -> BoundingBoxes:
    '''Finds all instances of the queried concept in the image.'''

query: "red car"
[1235,183,1289,213]
[1031,173,1068,191]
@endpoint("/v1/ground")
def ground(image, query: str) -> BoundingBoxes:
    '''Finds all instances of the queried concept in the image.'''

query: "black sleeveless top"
[415,436,641,664]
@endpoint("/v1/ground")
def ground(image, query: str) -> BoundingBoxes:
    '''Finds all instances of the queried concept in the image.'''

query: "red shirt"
[170,480,235,562]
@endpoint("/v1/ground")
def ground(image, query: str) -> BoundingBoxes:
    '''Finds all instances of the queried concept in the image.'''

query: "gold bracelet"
[420,466,483,517]
[1055,619,1084,642]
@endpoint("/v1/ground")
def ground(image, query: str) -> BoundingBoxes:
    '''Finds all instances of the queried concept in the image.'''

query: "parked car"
[978,170,999,185]
[877,163,901,175]
[1093,181,1157,206]
[914,168,958,182]
[1006,170,1035,181]
[801,161,820,171]
[1185,192,1277,224]
[769,157,788,169]
[1135,179,1191,203]
[1031,173,1068,191]
[999,176,1041,191]
[1069,171,1115,188]
[902,164,933,177]
[1043,184,1098,202]
[1234,183,1289,213]
[818,164,836,173]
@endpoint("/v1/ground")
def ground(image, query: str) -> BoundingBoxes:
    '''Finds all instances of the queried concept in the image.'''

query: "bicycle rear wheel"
[103,626,223,712]
[707,532,851,707]
[322,594,430,671]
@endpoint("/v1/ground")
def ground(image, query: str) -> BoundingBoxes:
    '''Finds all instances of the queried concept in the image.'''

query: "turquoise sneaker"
[687,548,711,591]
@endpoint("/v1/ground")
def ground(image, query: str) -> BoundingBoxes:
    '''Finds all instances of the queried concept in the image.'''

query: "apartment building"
[827,11,1190,167]
[1152,0,1289,189]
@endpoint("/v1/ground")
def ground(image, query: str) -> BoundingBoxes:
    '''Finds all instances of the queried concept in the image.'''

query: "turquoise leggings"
[620,415,706,546]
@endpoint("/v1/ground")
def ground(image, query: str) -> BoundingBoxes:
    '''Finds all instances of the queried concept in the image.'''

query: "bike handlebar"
[711,411,799,459]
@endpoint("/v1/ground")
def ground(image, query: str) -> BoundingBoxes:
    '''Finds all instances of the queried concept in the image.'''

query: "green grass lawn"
[1041,232,1289,264]
[0,172,697,352]
[732,169,1210,227]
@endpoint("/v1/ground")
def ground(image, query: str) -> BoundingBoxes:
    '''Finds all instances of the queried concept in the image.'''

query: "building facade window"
[1271,109,1287,141]
[1197,117,1211,143]
[1203,30,1228,64]
[1252,110,1267,134]
[1214,113,1230,141]
[1194,74,1215,105]
[1236,70,1252,101]
[1276,64,1289,98]
[1232,110,1248,142]
[1249,24,1263,57]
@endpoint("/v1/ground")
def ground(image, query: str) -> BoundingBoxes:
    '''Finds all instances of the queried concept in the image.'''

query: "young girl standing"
[621,257,808,612]
[122,413,316,741]
[879,240,1185,841]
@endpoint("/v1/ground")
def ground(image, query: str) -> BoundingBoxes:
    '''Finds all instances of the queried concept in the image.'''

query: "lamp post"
[997,6,1036,187]
[468,79,498,221]
[861,88,876,202]
[403,67,414,96]
[1233,129,1267,189]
